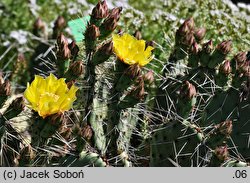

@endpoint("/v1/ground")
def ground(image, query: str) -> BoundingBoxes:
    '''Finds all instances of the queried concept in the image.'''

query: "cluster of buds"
[175,18,208,66]
[176,18,195,47]
[180,81,197,100]
[56,33,81,78]
[100,7,122,38]
[177,18,194,36]
[85,1,122,53]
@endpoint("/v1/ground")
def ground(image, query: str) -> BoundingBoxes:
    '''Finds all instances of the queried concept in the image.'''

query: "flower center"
[42,92,59,99]
[39,92,60,105]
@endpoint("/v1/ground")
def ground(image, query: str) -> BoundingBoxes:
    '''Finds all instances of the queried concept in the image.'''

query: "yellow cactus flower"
[112,33,154,67]
[24,73,78,118]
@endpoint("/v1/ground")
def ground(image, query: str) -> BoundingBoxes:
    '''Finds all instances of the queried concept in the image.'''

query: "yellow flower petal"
[112,33,154,67]
[24,74,78,118]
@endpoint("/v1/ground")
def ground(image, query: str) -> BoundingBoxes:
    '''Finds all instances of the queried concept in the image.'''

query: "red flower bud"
[185,17,195,30]
[217,40,232,55]
[216,120,232,137]
[85,24,100,40]
[183,33,195,46]
[102,16,118,31]
[11,96,25,111]
[57,33,68,48]
[181,81,196,100]
[125,64,141,78]
[33,17,46,37]
[130,78,145,101]
[241,61,250,77]
[0,78,11,96]
[57,33,71,59]
[203,40,213,53]
[33,17,45,31]
[234,51,247,68]
[214,146,228,161]
[108,7,122,20]
[99,41,113,56]
[91,0,109,19]
[220,60,231,75]
[191,42,199,54]
[54,16,66,30]
[81,125,93,141]
[68,60,84,77]
[177,21,190,36]
[134,30,142,40]
[194,27,206,41]
[68,41,79,59]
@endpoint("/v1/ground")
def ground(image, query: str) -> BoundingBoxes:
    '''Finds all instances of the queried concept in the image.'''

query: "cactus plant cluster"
[0,0,249,167]
[151,17,250,167]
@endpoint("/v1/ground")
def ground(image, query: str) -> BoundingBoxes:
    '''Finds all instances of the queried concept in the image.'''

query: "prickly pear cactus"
[0,74,26,166]
[151,17,250,167]
[1,0,250,167]
[202,88,250,159]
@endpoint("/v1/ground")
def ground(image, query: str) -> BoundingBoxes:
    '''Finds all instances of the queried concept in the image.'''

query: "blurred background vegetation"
[0,0,249,87]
